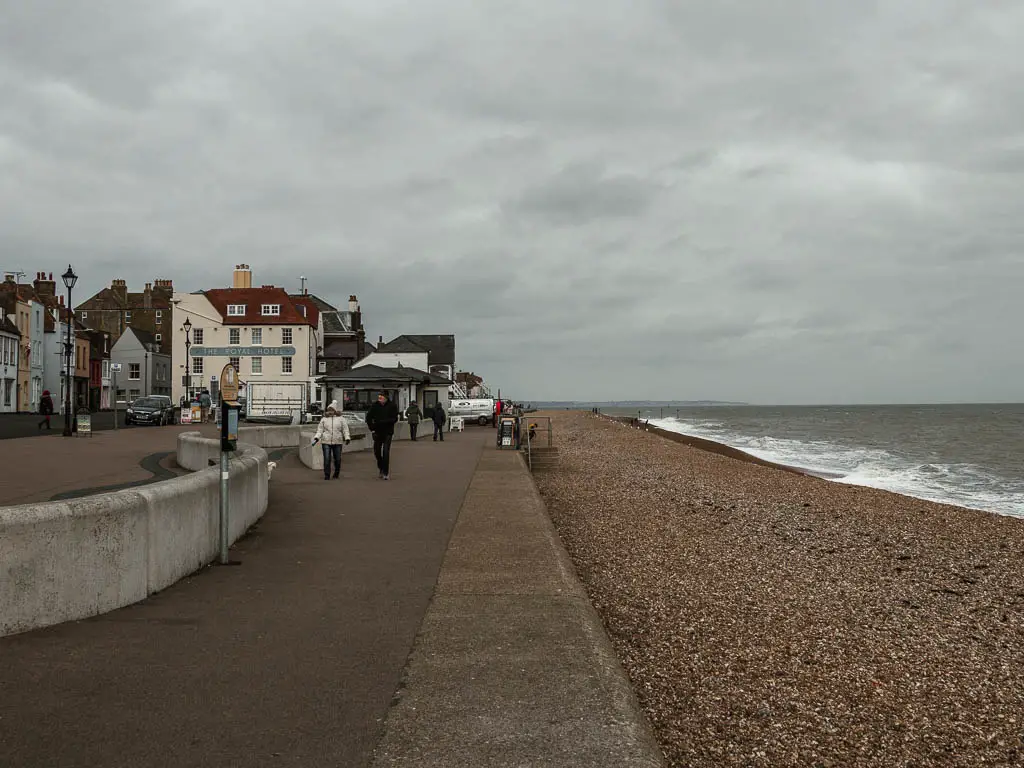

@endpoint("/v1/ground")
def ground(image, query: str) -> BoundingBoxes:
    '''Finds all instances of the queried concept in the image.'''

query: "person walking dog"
[38,390,54,430]
[366,391,399,479]
[432,401,447,442]
[405,401,422,441]
[311,401,351,479]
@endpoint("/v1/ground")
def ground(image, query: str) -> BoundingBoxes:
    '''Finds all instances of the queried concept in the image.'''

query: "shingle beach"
[531,411,1024,767]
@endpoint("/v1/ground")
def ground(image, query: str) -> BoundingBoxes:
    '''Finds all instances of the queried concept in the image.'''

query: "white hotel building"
[170,266,317,404]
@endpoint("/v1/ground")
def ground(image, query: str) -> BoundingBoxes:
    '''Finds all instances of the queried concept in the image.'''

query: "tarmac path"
[0,429,486,767]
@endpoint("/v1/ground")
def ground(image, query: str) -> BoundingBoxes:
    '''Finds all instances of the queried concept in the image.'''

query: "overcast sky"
[2,1,1022,404]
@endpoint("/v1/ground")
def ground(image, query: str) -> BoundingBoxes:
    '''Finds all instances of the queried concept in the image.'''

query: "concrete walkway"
[0,428,662,766]
[0,423,214,506]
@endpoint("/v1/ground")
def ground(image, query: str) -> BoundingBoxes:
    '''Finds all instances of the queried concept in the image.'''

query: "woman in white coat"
[312,401,351,479]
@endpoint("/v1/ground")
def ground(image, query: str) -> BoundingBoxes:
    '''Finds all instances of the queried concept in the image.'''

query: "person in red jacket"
[38,390,54,430]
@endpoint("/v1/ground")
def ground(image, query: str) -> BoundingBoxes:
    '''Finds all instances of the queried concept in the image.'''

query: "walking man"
[432,400,447,442]
[38,390,54,430]
[311,401,351,480]
[405,400,421,441]
[366,391,399,479]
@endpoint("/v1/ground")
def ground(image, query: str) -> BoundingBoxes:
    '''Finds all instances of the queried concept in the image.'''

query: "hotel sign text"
[189,346,296,357]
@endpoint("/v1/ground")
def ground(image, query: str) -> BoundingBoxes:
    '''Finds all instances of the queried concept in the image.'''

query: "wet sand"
[532,411,1024,767]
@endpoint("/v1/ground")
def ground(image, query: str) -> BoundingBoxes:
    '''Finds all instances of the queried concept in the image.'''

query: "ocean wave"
[650,417,1024,518]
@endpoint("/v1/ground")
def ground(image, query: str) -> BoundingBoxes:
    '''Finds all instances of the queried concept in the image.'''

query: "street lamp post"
[61,265,77,437]
[182,317,192,403]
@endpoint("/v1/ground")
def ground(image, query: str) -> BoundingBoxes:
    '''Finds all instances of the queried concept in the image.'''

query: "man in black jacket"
[365,391,399,479]
[431,401,447,442]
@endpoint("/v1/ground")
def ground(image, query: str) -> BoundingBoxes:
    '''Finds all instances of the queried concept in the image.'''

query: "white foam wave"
[650,417,1024,517]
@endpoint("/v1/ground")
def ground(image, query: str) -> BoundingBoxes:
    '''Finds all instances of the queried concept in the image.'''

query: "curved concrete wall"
[0,437,268,637]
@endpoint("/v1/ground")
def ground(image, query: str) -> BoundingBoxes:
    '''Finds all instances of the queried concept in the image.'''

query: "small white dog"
[267,461,277,480]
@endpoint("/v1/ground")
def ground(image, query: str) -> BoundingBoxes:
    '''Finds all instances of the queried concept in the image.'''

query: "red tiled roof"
[204,287,313,326]
[289,296,321,328]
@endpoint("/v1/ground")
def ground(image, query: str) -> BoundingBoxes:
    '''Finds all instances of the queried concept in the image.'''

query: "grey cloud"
[505,162,662,226]
[2,0,1023,404]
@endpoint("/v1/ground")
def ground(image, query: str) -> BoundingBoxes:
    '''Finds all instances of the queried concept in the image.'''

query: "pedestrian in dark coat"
[432,401,447,442]
[38,390,54,430]
[365,391,399,479]
[405,402,421,442]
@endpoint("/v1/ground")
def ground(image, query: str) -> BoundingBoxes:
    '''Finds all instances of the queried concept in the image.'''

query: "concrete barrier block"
[139,471,220,594]
[0,492,149,636]
[1,437,269,637]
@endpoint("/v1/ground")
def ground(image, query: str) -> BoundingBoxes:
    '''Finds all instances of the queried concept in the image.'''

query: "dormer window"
[261,304,281,316]
[125,311,131,323]
[227,304,246,316]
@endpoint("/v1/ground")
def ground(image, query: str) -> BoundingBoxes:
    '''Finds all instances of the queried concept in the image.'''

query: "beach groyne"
[533,411,1024,767]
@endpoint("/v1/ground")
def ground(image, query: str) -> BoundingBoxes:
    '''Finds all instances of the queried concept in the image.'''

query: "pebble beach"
[531,411,1024,767]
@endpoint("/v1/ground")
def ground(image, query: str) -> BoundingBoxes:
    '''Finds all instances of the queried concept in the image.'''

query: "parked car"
[126,396,177,426]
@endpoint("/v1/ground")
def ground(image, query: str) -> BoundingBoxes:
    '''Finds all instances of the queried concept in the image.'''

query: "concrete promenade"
[0,427,662,766]
[0,422,216,506]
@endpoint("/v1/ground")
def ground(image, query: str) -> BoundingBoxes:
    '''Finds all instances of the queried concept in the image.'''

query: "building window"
[229,357,240,372]
[3,379,11,407]
[155,310,162,324]
[229,328,240,345]
[342,389,396,412]
[116,388,126,403]
[193,357,204,375]
[102,360,110,379]
[251,357,262,374]
[251,328,262,345]
[125,311,131,323]
[261,304,281,316]
[282,328,293,344]
[129,389,141,402]
[227,304,246,316]
[129,363,141,380]
[299,305,307,317]
[317,360,326,373]
[155,333,162,342]
[81,311,88,321]
[282,356,293,374]
[193,328,204,345]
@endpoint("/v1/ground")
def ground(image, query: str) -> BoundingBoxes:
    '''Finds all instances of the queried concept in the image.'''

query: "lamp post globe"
[61,264,77,437]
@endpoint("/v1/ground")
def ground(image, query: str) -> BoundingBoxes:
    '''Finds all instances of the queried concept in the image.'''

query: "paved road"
[0,422,218,506]
[0,429,486,767]
[0,411,154,440]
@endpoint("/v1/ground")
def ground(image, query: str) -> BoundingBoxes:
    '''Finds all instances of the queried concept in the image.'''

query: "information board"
[499,417,515,447]
[76,413,92,435]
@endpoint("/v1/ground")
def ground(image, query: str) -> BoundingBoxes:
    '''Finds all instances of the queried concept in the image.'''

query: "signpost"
[218,364,241,566]
[110,363,121,430]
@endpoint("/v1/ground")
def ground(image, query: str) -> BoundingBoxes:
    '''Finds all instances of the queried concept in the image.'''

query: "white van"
[448,398,494,426]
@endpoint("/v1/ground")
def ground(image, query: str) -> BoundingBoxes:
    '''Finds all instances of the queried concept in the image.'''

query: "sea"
[599,404,1024,518]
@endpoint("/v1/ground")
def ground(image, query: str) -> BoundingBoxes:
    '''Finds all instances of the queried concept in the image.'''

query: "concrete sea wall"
[0,435,268,637]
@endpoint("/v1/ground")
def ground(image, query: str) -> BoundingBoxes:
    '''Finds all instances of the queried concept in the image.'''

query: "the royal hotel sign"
[189,345,297,357]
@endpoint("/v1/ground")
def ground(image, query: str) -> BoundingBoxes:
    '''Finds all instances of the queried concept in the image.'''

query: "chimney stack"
[32,271,55,302]
[111,279,128,304]
[143,282,153,308]
[233,264,252,289]
[348,295,359,313]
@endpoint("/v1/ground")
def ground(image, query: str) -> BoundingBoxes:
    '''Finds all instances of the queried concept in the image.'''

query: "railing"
[521,415,553,471]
